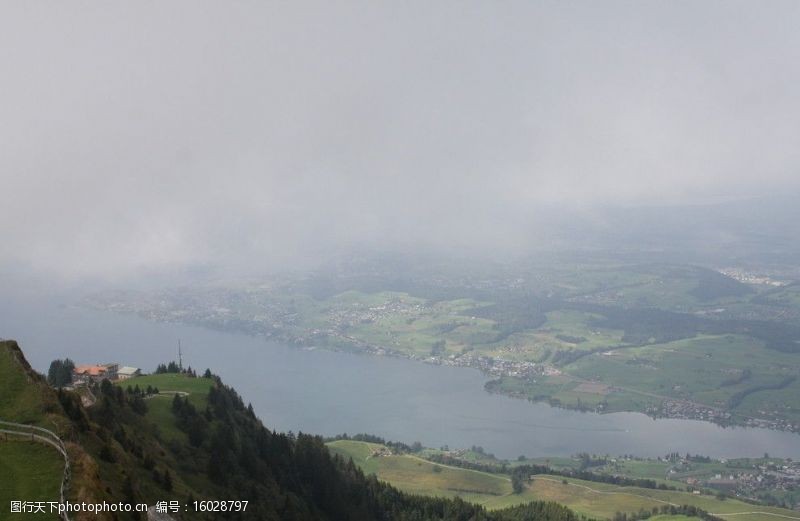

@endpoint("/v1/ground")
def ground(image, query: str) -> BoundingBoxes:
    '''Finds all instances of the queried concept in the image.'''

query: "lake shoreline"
[3,296,800,460]
[92,305,800,437]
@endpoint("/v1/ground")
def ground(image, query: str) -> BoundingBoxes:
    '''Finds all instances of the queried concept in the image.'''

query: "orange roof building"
[72,363,119,383]
[74,365,108,376]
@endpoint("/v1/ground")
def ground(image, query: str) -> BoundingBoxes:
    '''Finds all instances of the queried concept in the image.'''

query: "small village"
[649,400,733,424]
[672,457,800,509]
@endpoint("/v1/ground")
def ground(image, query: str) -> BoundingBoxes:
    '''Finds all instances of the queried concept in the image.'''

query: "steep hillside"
[0,339,588,521]
[0,340,65,427]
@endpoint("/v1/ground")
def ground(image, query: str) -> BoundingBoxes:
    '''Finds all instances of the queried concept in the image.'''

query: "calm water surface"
[2,293,799,460]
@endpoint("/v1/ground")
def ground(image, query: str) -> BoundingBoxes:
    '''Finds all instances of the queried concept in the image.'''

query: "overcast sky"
[2,1,800,280]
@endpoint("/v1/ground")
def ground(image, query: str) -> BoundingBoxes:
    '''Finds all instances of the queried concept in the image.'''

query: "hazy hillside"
[0,339,587,521]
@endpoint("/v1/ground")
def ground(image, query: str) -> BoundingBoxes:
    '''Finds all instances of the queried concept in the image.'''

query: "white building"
[117,366,141,380]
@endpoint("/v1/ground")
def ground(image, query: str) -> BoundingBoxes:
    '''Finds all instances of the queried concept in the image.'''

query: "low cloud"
[2,1,799,280]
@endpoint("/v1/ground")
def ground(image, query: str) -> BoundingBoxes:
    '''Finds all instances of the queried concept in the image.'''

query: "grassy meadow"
[326,440,800,521]
[115,373,214,444]
[0,441,64,521]
[327,440,511,501]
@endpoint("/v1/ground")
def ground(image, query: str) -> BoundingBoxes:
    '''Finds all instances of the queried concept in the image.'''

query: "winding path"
[404,453,511,483]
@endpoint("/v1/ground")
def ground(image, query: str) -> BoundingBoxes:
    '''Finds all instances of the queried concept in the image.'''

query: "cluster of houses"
[71,362,141,386]
[648,399,733,423]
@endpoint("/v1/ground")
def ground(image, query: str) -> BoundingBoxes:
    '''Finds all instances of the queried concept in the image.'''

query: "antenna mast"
[178,339,183,371]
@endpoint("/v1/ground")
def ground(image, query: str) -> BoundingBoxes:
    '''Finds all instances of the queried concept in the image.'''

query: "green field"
[328,292,499,358]
[327,440,511,501]
[514,475,800,521]
[115,373,214,444]
[323,293,627,362]
[0,441,64,520]
[327,440,800,521]
[568,335,800,416]
[489,331,800,426]
[118,373,214,404]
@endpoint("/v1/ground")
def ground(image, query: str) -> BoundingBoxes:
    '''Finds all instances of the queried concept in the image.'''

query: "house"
[117,366,141,380]
[72,363,119,384]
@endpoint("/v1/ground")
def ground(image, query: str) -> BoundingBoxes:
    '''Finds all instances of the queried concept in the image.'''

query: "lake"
[2,292,799,460]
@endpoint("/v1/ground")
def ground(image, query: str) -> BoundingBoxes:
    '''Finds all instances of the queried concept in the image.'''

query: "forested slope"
[0,339,588,521]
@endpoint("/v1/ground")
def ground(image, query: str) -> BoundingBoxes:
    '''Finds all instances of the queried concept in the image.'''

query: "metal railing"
[0,419,71,521]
